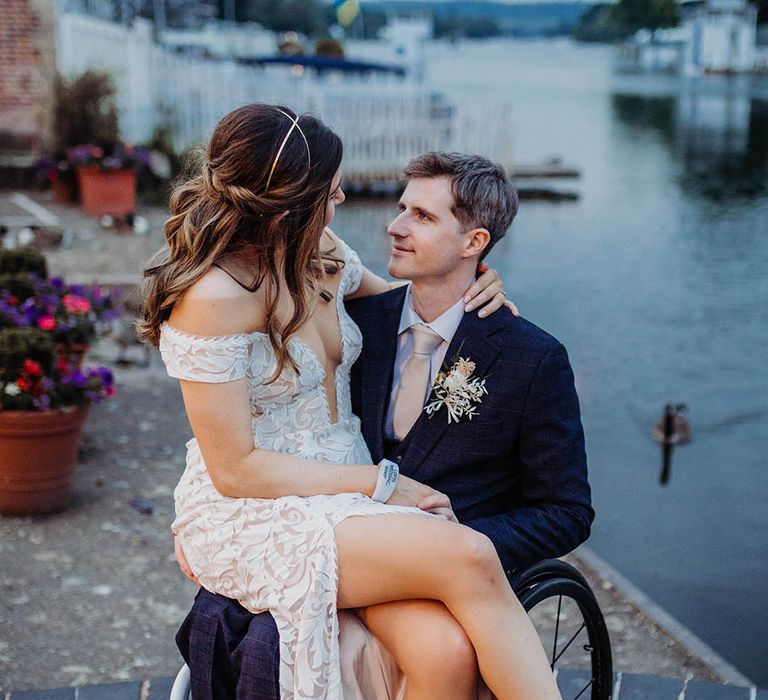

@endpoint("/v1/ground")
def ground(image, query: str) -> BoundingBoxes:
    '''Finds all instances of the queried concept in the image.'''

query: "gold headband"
[264,109,311,194]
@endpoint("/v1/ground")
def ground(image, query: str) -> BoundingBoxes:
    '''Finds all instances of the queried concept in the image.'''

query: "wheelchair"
[170,558,612,700]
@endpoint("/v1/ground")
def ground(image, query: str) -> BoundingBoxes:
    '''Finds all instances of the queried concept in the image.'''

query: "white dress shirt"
[385,285,465,440]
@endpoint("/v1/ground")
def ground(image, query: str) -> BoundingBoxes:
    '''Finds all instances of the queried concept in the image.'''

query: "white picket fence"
[56,12,514,182]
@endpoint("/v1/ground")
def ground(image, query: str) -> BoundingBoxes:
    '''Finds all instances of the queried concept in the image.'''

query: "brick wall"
[0,0,57,156]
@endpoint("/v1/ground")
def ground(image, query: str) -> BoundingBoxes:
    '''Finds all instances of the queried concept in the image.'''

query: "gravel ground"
[0,191,722,692]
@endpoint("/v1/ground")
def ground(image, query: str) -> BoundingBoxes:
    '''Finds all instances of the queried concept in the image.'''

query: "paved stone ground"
[2,671,767,700]
[0,190,747,694]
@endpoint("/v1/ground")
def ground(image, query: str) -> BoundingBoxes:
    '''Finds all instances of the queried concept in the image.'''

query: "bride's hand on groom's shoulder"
[466,263,520,319]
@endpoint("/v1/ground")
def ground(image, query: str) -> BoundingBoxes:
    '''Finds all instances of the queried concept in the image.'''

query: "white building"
[683,0,757,74]
[160,20,276,59]
[617,0,759,75]
[346,14,433,81]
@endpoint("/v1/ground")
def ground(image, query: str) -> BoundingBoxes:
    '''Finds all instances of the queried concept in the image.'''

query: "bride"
[140,103,561,700]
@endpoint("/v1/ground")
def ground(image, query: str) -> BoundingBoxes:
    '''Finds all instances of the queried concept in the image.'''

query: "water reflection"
[612,91,768,201]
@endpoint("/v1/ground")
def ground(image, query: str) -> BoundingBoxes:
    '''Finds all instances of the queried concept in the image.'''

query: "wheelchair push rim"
[516,568,613,700]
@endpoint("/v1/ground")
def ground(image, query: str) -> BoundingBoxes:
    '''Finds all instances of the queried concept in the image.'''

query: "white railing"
[56,13,514,179]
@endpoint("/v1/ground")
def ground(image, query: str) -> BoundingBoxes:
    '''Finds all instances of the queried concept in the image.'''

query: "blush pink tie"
[393,325,443,440]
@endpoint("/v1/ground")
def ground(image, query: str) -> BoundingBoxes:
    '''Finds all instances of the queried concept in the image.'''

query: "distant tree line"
[138,0,579,40]
[224,0,329,36]
[573,0,680,42]
[133,0,768,42]
[222,0,505,40]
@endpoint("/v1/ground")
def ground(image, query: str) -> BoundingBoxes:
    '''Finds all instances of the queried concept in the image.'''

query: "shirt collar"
[397,284,465,343]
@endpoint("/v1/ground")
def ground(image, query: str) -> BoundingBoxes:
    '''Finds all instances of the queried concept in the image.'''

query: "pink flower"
[37,316,56,331]
[63,294,91,314]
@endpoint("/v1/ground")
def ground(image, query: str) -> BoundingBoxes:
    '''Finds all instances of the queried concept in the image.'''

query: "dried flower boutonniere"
[425,357,488,424]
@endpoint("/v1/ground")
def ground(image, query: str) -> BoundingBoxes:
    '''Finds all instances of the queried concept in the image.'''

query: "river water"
[332,38,768,685]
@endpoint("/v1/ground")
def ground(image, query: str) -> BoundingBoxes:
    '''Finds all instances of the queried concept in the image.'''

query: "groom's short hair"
[403,152,518,260]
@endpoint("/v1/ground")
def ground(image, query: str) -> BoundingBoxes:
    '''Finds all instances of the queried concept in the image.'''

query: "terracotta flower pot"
[52,178,77,204]
[0,405,90,515]
[77,165,136,218]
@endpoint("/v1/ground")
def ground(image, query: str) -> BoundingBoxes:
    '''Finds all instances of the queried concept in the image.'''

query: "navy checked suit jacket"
[348,286,593,577]
[176,286,594,699]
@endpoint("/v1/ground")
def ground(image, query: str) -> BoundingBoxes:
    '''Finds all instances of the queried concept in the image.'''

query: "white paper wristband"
[372,459,399,503]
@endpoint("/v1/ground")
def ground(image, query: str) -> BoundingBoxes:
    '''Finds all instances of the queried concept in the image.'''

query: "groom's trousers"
[176,589,280,700]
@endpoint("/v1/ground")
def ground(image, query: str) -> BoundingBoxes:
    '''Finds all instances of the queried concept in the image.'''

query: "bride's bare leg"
[335,515,561,700]
[358,599,478,700]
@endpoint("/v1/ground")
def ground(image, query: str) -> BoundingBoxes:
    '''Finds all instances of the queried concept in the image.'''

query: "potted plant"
[0,249,123,366]
[68,143,150,218]
[0,250,119,514]
[43,69,153,216]
[0,326,115,515]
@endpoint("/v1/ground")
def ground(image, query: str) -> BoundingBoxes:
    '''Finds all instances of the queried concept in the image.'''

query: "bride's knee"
[436,624,478,679]
[402,619,477,685]
[454,529,504,585]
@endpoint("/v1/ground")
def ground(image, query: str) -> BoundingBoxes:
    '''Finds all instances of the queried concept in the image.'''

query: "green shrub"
[0,248,48,277]
[0,274,37,303]
[0,327,55,377]
[53,70,120,152]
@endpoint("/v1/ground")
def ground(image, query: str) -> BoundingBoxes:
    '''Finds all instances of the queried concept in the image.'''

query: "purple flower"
[61,369,88,388]
[95,366,114,384]
[33,395,51,411]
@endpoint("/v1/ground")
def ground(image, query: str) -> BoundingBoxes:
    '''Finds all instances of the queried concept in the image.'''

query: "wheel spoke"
[551,595,562,668]
[552,622,587,666]
[572,678,593,699]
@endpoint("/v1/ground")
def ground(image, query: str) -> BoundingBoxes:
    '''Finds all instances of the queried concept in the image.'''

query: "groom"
[175,152,594,697]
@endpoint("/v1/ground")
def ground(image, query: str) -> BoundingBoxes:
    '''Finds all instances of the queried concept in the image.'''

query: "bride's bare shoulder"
[168,267,266,337]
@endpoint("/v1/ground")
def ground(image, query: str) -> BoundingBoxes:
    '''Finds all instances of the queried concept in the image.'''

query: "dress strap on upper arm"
[159,324,252,383]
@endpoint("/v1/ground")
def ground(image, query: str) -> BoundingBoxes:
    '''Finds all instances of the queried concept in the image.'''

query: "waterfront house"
[617,0,759,75]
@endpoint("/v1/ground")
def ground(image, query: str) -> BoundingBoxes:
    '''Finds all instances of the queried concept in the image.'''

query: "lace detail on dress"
[164,241,433,699]
[159,327,251,383]
[337,238,363,297]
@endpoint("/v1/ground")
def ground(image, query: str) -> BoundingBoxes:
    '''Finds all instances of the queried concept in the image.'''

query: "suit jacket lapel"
[360,286,407,462]
[401,308,505,480]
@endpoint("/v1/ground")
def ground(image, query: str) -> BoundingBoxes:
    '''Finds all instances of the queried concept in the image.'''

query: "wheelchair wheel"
[514,560,613,700]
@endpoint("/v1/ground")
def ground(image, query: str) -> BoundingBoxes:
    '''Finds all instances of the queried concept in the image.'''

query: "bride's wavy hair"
[139,103,343,379]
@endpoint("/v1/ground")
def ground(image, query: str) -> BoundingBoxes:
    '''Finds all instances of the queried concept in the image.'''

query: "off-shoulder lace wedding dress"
[159,242,433,699]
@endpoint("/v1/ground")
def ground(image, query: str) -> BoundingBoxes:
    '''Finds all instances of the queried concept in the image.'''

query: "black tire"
[515,561,613,700]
